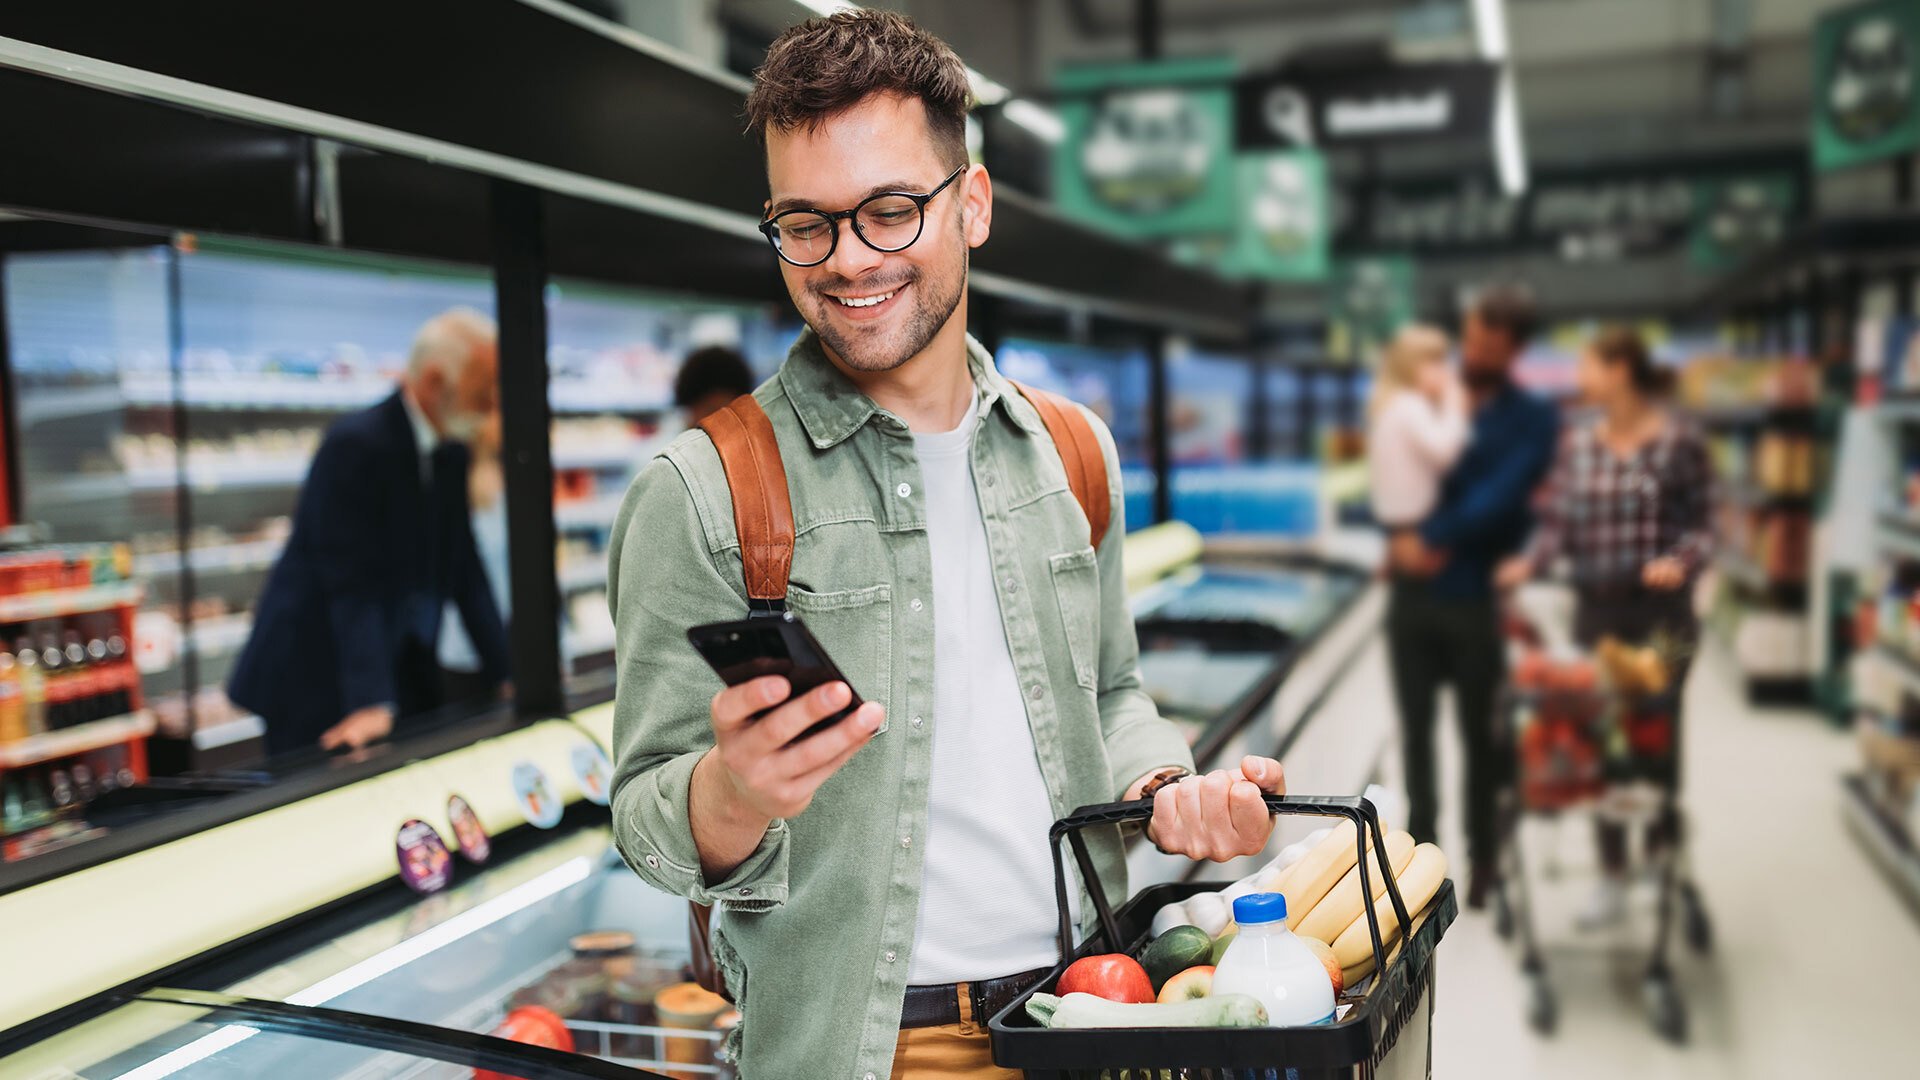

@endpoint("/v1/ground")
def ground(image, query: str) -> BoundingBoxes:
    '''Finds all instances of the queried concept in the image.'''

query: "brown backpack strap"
[1011,380,1112,549]
[698,394,795,610]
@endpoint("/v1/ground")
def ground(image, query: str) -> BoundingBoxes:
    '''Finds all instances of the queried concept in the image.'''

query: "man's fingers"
[786,705,884,791]
[776,702,883,775]
[1240,755,1286,794]
[1175,778,1207,859]
[752,681,854,749]
[1226,780,1270,850]
[711,676,791,732]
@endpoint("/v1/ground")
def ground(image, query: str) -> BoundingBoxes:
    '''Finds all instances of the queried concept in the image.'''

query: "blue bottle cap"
[1233,891,1288,926]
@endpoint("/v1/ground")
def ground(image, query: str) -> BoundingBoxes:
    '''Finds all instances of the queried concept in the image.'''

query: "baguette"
[1331,842,1448,969]
[1278,821,1359,930]
[1294,831,1415,944]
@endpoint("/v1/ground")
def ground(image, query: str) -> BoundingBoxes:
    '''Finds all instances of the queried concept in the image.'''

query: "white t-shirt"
[906,389,1074,984]
[1368,388,1469,528]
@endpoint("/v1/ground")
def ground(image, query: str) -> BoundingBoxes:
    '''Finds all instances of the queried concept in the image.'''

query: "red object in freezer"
[475,1005,574,1080]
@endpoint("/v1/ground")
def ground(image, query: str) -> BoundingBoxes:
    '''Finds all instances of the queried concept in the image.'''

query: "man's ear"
[962,164,992,249]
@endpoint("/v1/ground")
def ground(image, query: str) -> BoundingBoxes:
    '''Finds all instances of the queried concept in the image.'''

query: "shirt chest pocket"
[1049,548,1100,692]
[785,582,893,732]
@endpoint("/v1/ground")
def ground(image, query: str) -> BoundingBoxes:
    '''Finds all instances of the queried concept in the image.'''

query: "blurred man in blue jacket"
[1386,286,1559,907]
[230,309,510,757]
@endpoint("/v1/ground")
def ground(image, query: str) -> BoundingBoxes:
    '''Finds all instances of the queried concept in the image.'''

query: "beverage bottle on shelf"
[1210,892,1336,1026]
[16,637,47,736]
[64,631,97,726]
[0,651,24,745]
[106,633,134,716]
[39,633,68,730]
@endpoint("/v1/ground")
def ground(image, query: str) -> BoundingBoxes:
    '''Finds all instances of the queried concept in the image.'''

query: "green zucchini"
[1025,991,1269,1029]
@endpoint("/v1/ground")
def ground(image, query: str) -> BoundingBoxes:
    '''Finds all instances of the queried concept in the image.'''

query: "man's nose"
[823,217,886,281]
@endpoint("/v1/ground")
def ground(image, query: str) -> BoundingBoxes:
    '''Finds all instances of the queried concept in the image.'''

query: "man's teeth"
[832,289,897,308]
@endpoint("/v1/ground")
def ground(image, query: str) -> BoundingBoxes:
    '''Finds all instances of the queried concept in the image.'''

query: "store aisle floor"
[1356,627,1920,1079]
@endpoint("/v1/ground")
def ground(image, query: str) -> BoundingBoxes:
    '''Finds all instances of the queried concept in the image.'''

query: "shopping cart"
[1487,655,1713,1044]
[989,794,1456,1080]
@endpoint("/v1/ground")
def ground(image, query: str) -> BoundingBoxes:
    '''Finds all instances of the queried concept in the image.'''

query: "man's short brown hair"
[744,10,972,169]
[1469,284,1538,347]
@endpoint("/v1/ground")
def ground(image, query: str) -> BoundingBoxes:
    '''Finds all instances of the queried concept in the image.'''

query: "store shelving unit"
[1842,773,1920,917]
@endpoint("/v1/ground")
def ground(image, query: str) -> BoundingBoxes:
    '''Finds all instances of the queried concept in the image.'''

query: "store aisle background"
[1343,584,1920,1079]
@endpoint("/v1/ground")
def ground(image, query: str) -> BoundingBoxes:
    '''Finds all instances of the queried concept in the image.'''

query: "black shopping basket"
[989,794,1456,1080]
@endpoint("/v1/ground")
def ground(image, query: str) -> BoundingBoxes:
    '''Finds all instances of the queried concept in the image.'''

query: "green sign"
[1225,150,1329,281]
[1689,173,1797,269]
[1332,257,1416,363]
[1055,57,1238,238]
[1813,0,1920,172]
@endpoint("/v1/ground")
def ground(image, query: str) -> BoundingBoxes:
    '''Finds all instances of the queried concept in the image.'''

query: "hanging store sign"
[1055,57,1239,238]
[1813,0,1920,172]
[1332,257,1416,363]
[1235,63,1497,150]
[1225,149,1331,281]
[1338,157,1803,258]
[1689,174,1798,269]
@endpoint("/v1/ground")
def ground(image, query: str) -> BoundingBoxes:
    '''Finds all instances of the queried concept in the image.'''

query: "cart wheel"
[1682,885,1713,955]
[1644,972,1687,1044]
[1526,973,1557,1035]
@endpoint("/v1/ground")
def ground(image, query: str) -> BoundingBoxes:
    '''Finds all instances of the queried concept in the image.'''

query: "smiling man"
[607,12,1286,1079]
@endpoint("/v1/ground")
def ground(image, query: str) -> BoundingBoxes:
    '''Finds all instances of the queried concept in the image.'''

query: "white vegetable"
[1151,901,1195,938]
[1302,827,1333,848]
[1183,891,1231,936]
[1219,874,1262,907]
[1274,841,1311,872]
[1026,991,1268,1029]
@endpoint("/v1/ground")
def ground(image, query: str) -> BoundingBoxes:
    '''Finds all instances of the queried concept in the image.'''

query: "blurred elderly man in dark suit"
[230,308,510,756]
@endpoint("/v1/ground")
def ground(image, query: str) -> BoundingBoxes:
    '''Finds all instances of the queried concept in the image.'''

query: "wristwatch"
[1137,766,1191,801]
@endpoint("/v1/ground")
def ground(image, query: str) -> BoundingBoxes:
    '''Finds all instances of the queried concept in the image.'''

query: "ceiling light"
[1470,0,1509,61]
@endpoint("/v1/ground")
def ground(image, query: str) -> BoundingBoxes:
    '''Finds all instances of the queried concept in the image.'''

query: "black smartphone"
[686,611,864,742]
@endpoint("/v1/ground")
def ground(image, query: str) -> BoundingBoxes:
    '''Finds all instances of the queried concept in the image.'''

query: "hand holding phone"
[690,614,885,822]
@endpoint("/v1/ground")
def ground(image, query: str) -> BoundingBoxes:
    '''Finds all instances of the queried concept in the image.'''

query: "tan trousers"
[891,983,1023,1080]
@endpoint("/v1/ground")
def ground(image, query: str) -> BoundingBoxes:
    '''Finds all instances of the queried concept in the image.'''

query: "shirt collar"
[776,327,1045,450]
[399,386,439,476]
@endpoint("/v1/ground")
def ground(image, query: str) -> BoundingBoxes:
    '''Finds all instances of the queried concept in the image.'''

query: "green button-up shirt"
[607,330,1193,1080]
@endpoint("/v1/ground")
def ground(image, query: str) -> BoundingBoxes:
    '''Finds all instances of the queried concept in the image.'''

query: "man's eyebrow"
[766,179,925,218]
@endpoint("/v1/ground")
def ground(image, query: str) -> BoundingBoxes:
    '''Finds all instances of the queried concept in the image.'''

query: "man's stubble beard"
[804,221,968,374]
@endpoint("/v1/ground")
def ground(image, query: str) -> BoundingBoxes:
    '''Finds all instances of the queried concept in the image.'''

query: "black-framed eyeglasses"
[759,165,967,268]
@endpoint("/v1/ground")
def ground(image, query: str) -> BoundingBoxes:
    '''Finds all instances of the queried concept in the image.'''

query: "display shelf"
[549,383,671,415]
[0,710,155,770]
[14,384,124,427]
[557,560,608,593]
[1842,773,1920,918]
[1880,512,1920,562]
[554,495,625,531]
[551,442,652,471]
[1690,403,1818,429]
[132,537,284,579]
[128,458,309,492]
[0,581,142,623]
[139,613,254,677]
[120,373,393,412]
[1714,550,1807,607]
[1879,394,1920,425]
[1721,480,1813,514]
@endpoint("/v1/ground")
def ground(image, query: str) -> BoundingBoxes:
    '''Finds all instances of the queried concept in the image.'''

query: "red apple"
[1156,965,1214,1003]
[1057,954,1155,1003]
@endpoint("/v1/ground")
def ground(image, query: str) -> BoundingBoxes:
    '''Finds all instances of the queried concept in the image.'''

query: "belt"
[900,967,1052,1030]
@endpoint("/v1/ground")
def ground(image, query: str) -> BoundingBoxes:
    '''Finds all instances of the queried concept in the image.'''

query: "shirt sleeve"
[606,446,790,911]
[1421,398,1560,551]
[1663,430,1716,576]
[1082,407,1196,798]
[1391,393,1470,472]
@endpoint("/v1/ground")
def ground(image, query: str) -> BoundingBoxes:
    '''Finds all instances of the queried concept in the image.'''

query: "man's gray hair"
[407,307,496,382]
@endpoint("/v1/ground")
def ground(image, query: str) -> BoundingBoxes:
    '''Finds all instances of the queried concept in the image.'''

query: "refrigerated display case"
[995,336,1158,530]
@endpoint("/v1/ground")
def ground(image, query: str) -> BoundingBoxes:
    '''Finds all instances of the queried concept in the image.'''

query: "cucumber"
[1140,925,1213,990]
[1025,991,1269,1029]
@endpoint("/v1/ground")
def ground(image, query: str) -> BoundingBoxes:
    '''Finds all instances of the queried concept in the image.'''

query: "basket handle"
[1048,793,1413,984]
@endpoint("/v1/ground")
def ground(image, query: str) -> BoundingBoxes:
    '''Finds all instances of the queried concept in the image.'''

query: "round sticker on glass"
[571,743,613,807]
[396,818,454,895]
[447,793,491,864]
[512,761,563,829]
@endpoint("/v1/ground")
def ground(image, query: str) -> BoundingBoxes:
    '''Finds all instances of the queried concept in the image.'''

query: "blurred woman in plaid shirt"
[1498,325,1713,926]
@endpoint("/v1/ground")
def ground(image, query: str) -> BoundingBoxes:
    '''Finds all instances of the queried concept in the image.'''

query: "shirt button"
[910,714,924,727]
[896,482,913,498]
[910,598,924,612]
[1029,684,1043,700]
[1004,577,1018,593]
[866,1074,877,1080]
[643,855,659,869]
[901,835,912,848]
[884,951,897,964]
[740,887,753,897]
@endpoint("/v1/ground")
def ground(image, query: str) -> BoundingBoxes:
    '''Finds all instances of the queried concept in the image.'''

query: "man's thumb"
[1242,755,1285,792]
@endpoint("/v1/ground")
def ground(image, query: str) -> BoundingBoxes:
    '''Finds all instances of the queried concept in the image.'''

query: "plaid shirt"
[1528,417,1714,585]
